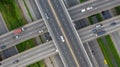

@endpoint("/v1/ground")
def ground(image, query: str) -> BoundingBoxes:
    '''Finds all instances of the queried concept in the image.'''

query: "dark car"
[13,60,19,64]
[0,45,6,49]
[97,30,106,36]
[110,22,116,26]
[92,29,97,33]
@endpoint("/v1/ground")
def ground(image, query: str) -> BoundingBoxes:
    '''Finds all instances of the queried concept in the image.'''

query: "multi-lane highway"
[0,41,57,67]
[1,0,120,66]
[35,0,78,67]
[78,15,120,42]
[35,0,92,67]
[69,0,120,21]
[0,0,120,51]
[0,19,47,51]
[1,13,120,53]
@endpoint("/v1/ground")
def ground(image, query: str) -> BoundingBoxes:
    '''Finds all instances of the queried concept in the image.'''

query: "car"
[14,27,25,34]
[86,6,93,10]
[110,22,116,26]
[15,35,19,39]
[38,30,43,33]
[60,36,65,42]
[21,27,25,31]
[0,45,6,49]
[13,60,19,64]
[95,24,102,28]
[92,29,97,33]
[56,49,58,52]
[45,13,49,19]
[81,9,86,12]
[96,30,106,36]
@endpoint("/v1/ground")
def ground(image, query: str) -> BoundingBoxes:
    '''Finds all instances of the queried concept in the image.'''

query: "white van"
[60,36,65,42]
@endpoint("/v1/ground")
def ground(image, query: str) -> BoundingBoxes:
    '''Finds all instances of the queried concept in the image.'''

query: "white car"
[15,35,19,39]
[81,9,86,12]
[21,27,25,31]
[95,24,102,28]
[38,30,43,33]
[86,7,93,10]
[60,36,65,42]
[56,49,59,52]
[45,13,49,19]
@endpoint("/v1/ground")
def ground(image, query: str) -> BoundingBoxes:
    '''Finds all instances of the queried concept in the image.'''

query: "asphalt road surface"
[78,15,120,42]
[69,0,120,21]
[35,0,78,67]
[36,0,93,67]
[0,0,120,51]
[0,13,18,60]
[0,19,47,51]
[0,41,57,67]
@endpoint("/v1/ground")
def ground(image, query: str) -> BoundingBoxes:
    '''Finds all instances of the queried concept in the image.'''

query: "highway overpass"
[1,15,120,67]
[0,41,57,67]
[69,0,120,21]
[79,15,120,42]
[0,0,120,51]
[1,15,120,52]
[0,19,47,51]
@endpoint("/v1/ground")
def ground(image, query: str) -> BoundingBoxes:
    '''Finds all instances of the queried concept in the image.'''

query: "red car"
[14,27,25,34]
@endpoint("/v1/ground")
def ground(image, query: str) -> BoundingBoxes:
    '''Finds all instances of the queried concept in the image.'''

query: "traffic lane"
[15,48,56,67]
[1,43,56,67]
[0,20,45,44]
[37,0,77,67]
[29,0,41,19]
[70,0,119,20]
[70,0,108,19]
[83,43,99,67]
[0,15,8,35]
[0,23,47,51]
[88,40,108,67]
[69,0,102,15]
[1,42,53,64]
[0,21,46,47]
[80,20,120,42]
[51,0,91,66]
[78,16,120,37]
[51,54,64,67]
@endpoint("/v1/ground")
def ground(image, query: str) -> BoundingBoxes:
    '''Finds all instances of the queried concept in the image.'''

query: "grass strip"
[88,13,103,24]
[97,35,120,67]
[27,60,45,67]
[114,6,120,15]
[16,39,35,52]
[0,0,36,52]
[23,0,34,21]
[80,0,86,3]
[105,35,120,66]
[0,0,27,30]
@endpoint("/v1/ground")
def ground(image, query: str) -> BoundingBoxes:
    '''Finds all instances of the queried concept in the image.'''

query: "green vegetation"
[0,0,37,53]
[23,0,33,21]
[97,35,120,67]
[16,39,36,52]
[80,0,86,3]
[27,60,45,67]
[114,6,120,15]
[0,0,27,30]
[88,13,103,24]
